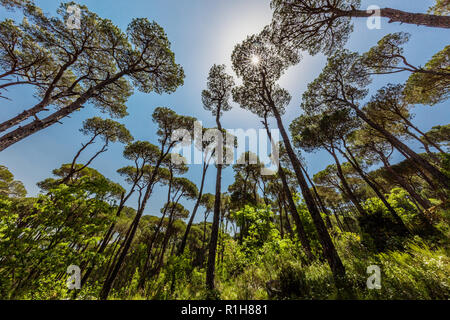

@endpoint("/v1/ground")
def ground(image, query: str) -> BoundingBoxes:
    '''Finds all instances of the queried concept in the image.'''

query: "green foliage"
[0,177,114,299]
[428,0,450,15]
[404,46,450,106]
[1,0,449,302]
[0,165,26,198]
[232,205,280,254]
[270,0,360,56]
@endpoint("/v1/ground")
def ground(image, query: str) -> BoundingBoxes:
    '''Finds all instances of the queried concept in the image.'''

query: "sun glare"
[251,55,260,65]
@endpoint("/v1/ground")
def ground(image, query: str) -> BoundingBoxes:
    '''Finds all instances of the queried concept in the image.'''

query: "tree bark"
[278,199,284,239]
[282,199,294,238]
[0,102,50,133]
[301,165,330,220]
[0,55,82,133]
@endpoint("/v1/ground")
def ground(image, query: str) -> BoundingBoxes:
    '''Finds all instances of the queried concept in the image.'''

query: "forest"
[0,0,449,300]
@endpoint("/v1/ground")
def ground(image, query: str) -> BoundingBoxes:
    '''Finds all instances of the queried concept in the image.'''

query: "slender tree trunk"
[137,203,170,289]
[100,209,142,299]
[201,210,211,266]
[206,163,222,291]
[206,111,223,292]
[394,139,442,193]
[329,148,366,217]
[278,199,284,239]
[138,173,179,289]
[377,152,439,235]
[283,201,295,238]
[404,128,444,158]
[178,162,208,255]
[154,213,176,277]
[405,121,445,154]
[301,165,333,228]
[81,191,134,287]
[278,165,314,260]
[219,210,226,266]
[281,198,294,237]
[332,209,345,232]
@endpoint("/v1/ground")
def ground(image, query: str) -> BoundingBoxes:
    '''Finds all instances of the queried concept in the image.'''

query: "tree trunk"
[154,212,176,277]
[206,112,224,292]
[0,70,128,151]
[206,163,222,291]
[395,142,444,198]
[403,122,445,155]
[329,148,366,217]
[138,202,170,289]
[282,199,294,238]
[0,55,81,133]
[332,209,345,232]
[178,162,208,255]
[378,152,440,236]
[301,165,332,226]
[0,102,49,133]
[278,199,284,239]
[81,191,134,287]
[339,7,450,29]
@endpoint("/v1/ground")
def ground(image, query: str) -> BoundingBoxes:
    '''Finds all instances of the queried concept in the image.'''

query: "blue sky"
[1,0,449,222]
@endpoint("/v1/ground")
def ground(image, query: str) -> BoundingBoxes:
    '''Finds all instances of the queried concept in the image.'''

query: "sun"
[250,55,260,65]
